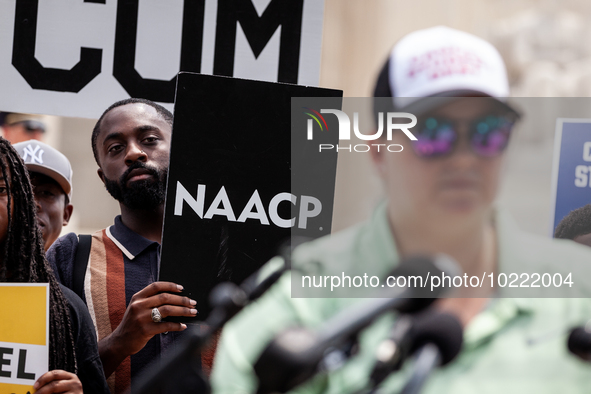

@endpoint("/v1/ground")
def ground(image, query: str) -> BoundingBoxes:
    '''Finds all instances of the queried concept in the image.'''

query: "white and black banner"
[0,0,325,119]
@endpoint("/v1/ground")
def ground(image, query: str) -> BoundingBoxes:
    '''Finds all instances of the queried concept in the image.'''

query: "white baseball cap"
[13,140,73,200]
[374,26,510,111]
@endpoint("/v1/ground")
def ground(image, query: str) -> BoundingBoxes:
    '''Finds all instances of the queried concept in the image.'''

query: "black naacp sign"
[160,72,342,321]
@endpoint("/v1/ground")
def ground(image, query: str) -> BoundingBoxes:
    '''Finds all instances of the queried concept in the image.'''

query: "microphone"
[368,311,463,392]
[399,312,463,394]
[567,323,591,362]
[254,254,460,394]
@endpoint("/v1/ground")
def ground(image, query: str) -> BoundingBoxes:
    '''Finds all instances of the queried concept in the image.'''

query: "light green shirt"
[211,205,591,393]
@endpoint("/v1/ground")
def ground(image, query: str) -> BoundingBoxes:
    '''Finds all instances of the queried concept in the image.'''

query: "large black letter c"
[12,0,103,93]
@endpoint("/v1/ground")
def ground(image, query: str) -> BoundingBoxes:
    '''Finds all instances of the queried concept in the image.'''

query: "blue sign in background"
[552,120,591,232]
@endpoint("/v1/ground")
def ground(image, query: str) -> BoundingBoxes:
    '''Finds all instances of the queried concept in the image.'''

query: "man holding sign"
[48,99,199,393]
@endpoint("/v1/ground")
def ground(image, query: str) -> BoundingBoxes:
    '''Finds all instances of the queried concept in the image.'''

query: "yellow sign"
[0,284,49,394]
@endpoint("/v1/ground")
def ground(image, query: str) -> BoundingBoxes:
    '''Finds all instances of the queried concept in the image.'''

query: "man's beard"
[103,162,167,210]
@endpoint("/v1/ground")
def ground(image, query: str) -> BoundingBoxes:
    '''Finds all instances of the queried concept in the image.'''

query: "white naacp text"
[173,182,322,229]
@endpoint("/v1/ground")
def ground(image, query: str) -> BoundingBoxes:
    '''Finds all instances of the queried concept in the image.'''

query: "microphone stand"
[399,344,441,394]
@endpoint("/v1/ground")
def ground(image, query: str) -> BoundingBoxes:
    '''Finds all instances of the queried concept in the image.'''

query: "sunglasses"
[411,112,519,158]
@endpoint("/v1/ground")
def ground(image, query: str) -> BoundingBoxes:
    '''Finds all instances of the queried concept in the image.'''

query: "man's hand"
[98,281,197,377]
[33,370,82,394]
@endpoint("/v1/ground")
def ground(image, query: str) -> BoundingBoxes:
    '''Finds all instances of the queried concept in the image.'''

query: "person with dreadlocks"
[0,137,109,394]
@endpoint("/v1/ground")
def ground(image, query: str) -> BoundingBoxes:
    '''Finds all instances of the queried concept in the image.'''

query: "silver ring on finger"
[151,307,162,323]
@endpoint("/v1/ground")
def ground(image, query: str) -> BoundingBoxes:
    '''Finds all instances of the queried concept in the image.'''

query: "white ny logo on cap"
[22,144,44,164]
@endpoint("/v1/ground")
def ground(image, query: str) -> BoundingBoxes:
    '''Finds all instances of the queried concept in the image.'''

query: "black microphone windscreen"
[388,255,437,278]
[409,311,463,366]
[568,326,591,361]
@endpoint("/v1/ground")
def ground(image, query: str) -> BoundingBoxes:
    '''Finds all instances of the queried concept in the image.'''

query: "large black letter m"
[214,0,304,84]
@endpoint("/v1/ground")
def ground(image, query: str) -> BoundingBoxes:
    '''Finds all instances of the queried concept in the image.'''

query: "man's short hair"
[554,204,591,240]
[91,98,174,166]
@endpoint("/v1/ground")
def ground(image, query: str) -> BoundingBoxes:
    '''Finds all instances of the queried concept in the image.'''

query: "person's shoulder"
[59,283,86,313]
[48,232,80,257]
[47,232,80,287]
